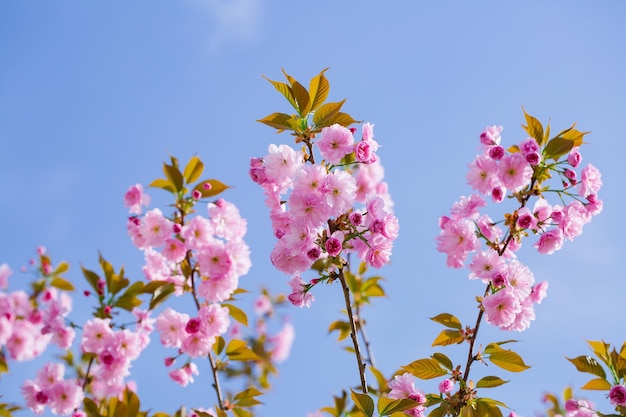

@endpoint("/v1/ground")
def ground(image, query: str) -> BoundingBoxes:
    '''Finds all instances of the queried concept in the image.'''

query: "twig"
[338,267,368,393]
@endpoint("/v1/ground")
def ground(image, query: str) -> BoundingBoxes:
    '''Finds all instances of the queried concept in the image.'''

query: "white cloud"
[186,0,261,50]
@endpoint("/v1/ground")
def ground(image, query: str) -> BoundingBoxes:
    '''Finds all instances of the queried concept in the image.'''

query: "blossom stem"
[338,266,368,393]
[356,304,377,369]
[208,352,226,411]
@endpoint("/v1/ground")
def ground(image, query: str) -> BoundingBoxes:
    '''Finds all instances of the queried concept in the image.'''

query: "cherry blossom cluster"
[250,123,399,306]
[125,184,252,385]
[0,255,75,363]
[79,313,152,398]
[437,125,603,331]
[21,362,84,415]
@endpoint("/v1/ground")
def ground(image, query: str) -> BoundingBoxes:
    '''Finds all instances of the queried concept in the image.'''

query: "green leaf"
[522,107,545,146]
[312,100,345,128]
[257,112,298,132]
[183,156,204,184]
[328,320,351,342]
[163,163,184,193]
[193,179,230,199]
[326,112,360,128]
[262,75,298,111]
[232,406,252,417]
[213,336,225,355]
[82,266,100,292]
[149,283,176,311]
[377,397,418,416]
[581,377,611,390]
[368,365,388,393]
[544,137,576,161]
[149,178,176,193]
[223,303,248,327]
[427,404,447,417]
[53,261,70,275]
[430,313,462,330]
[226,339,261,361]
[432,329,464,347]
[431,352,453,370]
[401,358,448,380]
[476,376,509,388]
[50,277,74,291]
[566,355,607,379]
[124,389,140,417]
[488,349,530,372]
[309,68,330,112]
[351,390,374,417]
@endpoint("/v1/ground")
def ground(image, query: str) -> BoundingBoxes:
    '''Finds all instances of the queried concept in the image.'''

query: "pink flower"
[578,164,602,197]
[268,322,295,362]
[48,379,84,415]
[466,155,499,195]
[287,275,314,308]
[482,288,522,329]
[325,231,344,257]
[528,281,548,304]
[124,183,151,215]
[480,125,503,146]
[140,208,172,248]
[81,318,115,354]
[436,219,478,269]
[199,304,230,337]
[288,189,329,229]
[162,238,187,263]
[264,144,304,192]
[609,385,626,406]
[317,124,355,164]
[364,235,393,269]
[156,308,189,348]
[0,263,12,289]
[497,153,533,192]
[516,207,537,230]
[208,199,248,242]
[568,147,582,167]
[196,242,233,280]
[534,228,564,255]
[254,295,272,316]
[468,251,504,281]
[322,170,357,217]
[181,216,215,251]
[438,378,455,393]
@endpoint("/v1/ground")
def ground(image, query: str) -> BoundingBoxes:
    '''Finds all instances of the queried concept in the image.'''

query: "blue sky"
[1,1,625,416]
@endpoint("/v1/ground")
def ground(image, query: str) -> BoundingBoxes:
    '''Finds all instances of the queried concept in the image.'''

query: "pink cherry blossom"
[480,125,503,146]
[317,124,355,164]
[436,219,478,269]
[209,199,248,242]
[497,153,533,193]
[268,322,295,362]
[287,275,314,308]
[124,183,151,215]
[609,385,626,406]
[466,154,499,195]
[139,208,172,248]
[578,164,603,197]
[482,288,522,329]
[534,228,564,255]
[0,263,12,289]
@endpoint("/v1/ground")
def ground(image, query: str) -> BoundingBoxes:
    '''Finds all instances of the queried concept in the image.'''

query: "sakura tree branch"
[355,304,377,369]
[338,266,368,393]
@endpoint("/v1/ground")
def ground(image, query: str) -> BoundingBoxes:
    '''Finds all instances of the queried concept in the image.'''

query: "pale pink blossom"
[139,208,172,247]
[162,238,187,263]
[364,235,393,269]
[482,288,522,329]
[568,147,582,167]
[468,251,504,281]
[156,308,189,348]
[181,216,215,251]
[438,378,455,393]
[264,144,304,192]
[199,304,230,337]
[528,281,548,304]
[317,124,355,164]
[288,189,329,229]
[124,183,151,215]
[196,242,233,280]
[534,228,564,254]
[322,169,357,217]
[436,219,478,269]
[578,164,603,197]
[498,153,533,192]
[480,125,503,146]
[287,275,314,308]
[253,295,272,316]
[209,199,247,242]
[0,263,12,289]
[268,322,295,362]
[466,155,499,195]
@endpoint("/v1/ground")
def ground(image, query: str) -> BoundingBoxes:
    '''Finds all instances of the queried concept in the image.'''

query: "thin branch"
[356,304,376,369]
[208,352,225,411]
[338,267,368,393]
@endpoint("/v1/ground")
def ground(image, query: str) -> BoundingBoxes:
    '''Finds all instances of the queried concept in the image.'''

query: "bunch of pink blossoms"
[125,184,251,385]
[79,313,153,398]
[437,124,602,332]
[21,362,84,415]
[250,122,399,306]
[0,259,75,363]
